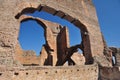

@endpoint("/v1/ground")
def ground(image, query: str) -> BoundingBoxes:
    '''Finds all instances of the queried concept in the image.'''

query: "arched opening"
[21,11,82,48]
[25,11,84,66]
[112,55,116,66]
[15,5,93,66]
[109,47,117,66]
[19,20,45,56]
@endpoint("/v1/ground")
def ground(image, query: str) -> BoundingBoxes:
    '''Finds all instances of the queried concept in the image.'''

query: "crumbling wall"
[71,52,85,65]
[57,27,70,65]
[14,41,25,65]
[15,41,39,66]
[1,0,118,80]
[99,66,120,80]
[22,51,39,66]
[0,65,98,80]
[15,16,62,66]
[0,0,108,67]
[35,17,62,66]
[39,46,49,66]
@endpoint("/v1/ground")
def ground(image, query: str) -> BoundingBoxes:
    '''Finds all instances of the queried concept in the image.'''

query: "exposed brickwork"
[100,66,120,80]
[71,52,85,65]
[0,0,110,66]
[0,0,120,80]
[57,27,70,65]
[0,65,98,80]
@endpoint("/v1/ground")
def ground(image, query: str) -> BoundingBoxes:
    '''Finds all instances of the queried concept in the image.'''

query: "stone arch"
[15,4,93,64]
[18,15,47,40]
[20,15,47,30]
[0,0,111,67]
[18,15,61,66]
[15,6,88,32]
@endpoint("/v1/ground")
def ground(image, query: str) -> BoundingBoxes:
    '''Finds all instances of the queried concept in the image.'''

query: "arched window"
[19,20,45,56]
[16,5,93,66]
[26,11,82,48]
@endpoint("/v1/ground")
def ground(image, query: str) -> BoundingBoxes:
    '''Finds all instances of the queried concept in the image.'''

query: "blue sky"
[19,0,120,55]
[93,0,120,47]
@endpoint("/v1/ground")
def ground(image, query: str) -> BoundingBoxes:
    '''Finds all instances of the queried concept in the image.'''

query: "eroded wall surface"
[100,67,120,80]
[0,0,109,67]
[0,65,98,80]
[15,16,62,66]
[1,0,119,80]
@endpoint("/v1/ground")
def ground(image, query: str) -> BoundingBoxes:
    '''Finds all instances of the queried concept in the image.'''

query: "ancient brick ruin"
[0,0,120,80]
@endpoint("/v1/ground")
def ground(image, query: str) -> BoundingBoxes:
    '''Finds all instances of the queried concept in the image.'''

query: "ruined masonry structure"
[0,0,120,80]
